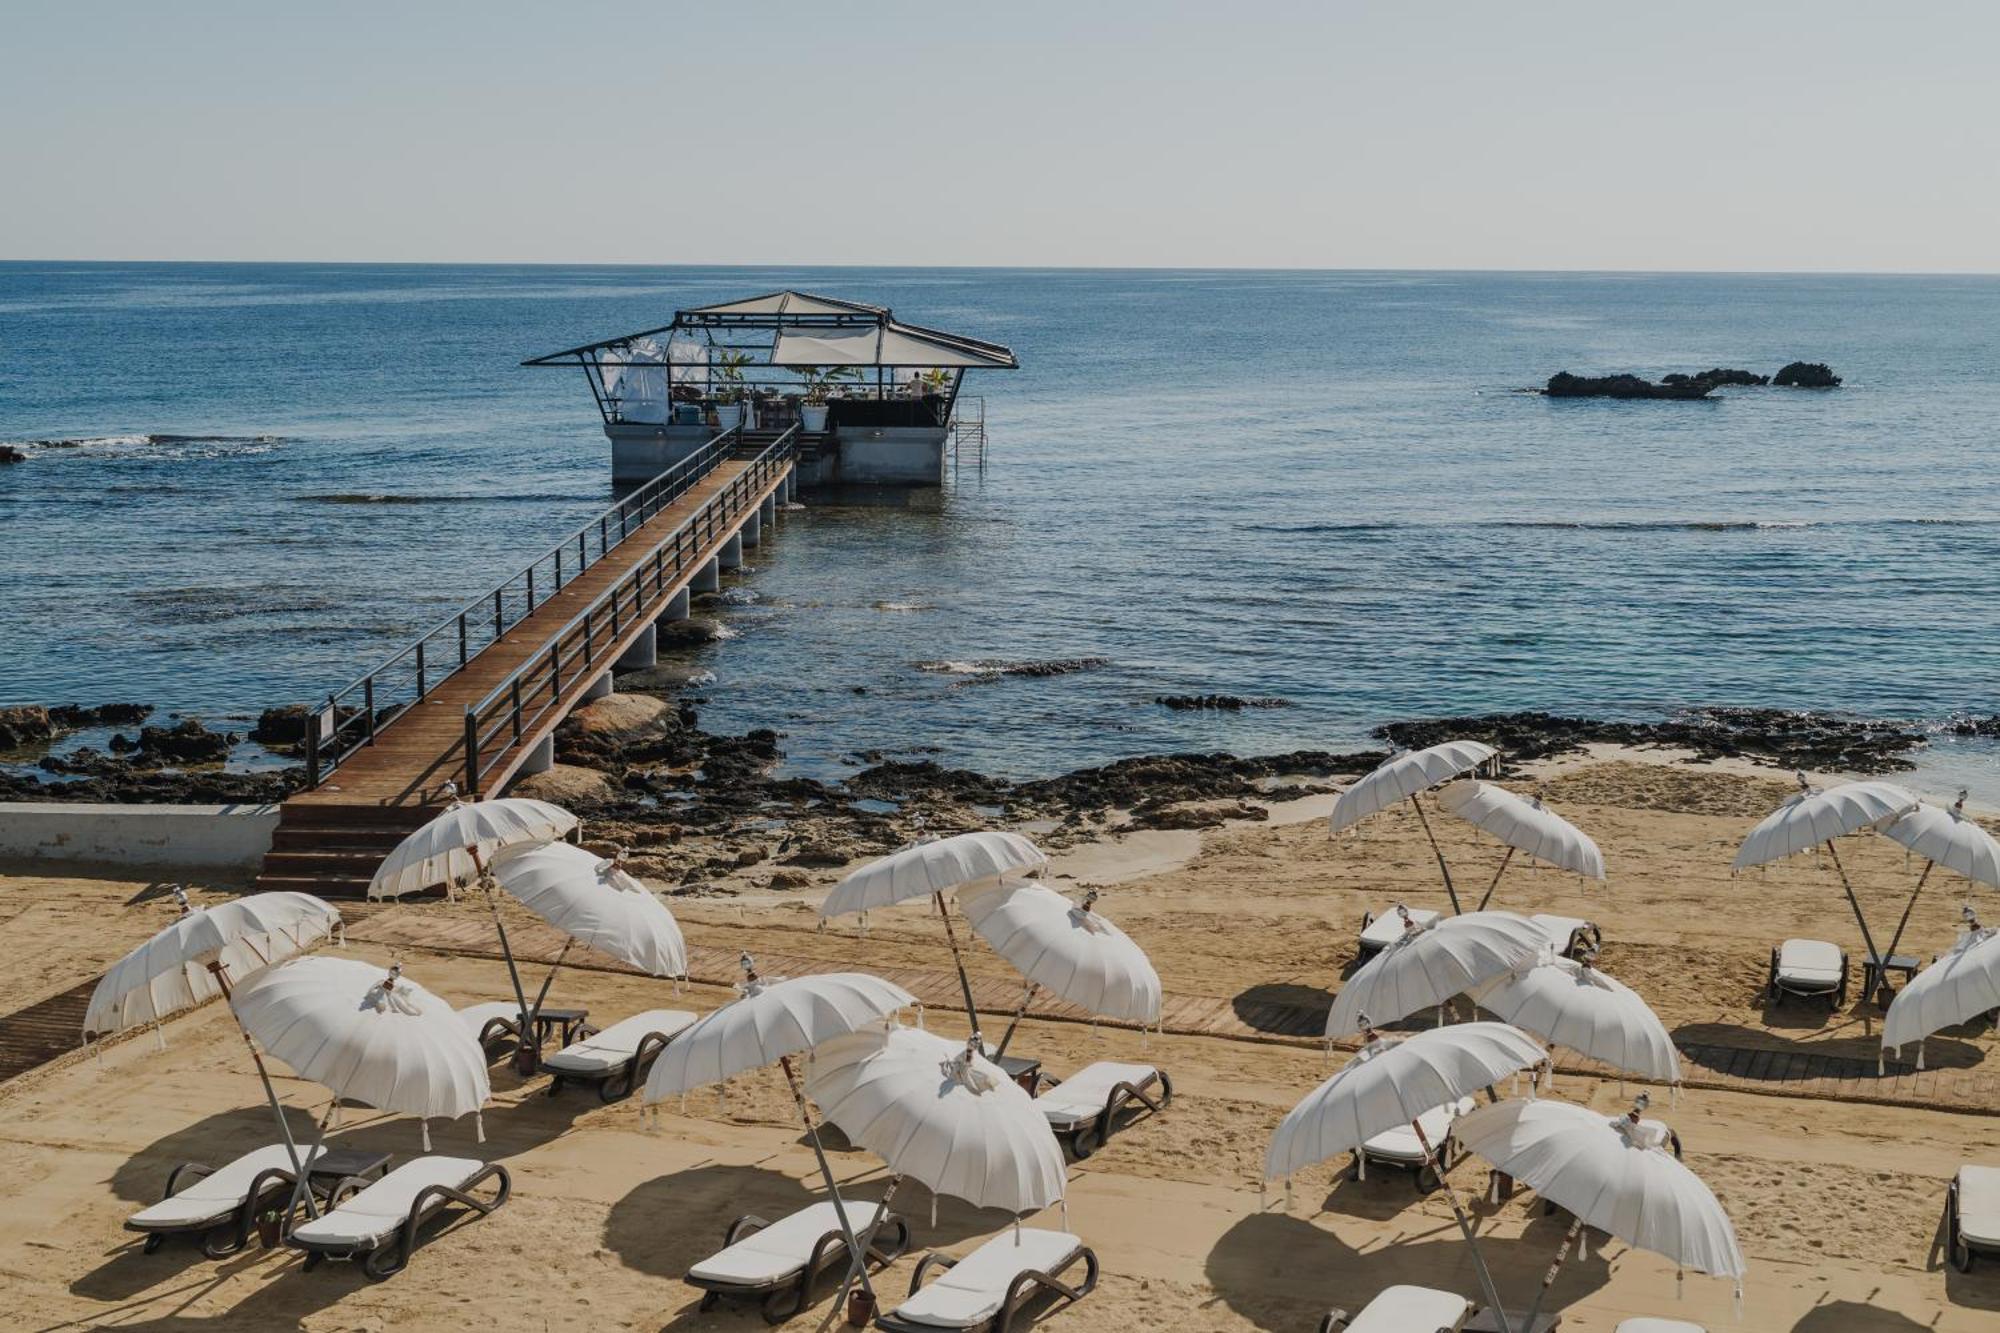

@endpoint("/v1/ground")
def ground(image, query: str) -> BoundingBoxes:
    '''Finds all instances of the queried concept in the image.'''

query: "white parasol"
[1326,909,1547,1037]
[1874,792,2000,964]
[958,882,1161,1056]
[1435,780,1605,911]
[820,830,1048,1030]
[1329,740,1498,913]
[1471,952,1680,1093]
[1881,906,2000,1072]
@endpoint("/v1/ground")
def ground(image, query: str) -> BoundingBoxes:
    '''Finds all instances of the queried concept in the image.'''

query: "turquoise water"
[5,263,2000,788]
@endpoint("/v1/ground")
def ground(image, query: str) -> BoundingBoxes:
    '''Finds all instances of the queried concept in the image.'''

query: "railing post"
[555,547,563,588]
[305,701,321,789]
[417,641,427,696]
[493,588,503,639]
[583,609,594,666]
[458,613,468,666]
[364,677,376,745]
[527,566,535,610]
[463,709,480,799]
[511,678,522,741]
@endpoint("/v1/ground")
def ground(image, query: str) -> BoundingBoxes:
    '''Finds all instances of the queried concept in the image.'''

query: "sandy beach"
[4,752,2000,1332]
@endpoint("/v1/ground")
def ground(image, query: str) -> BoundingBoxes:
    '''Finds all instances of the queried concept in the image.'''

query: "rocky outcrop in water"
[1155,694,1289,711]
[0,702,154,751]
[1545,372,1715,400]
[251,704,310,747]
[1662,368,1769,389]
[1774,361,1841,388]
[0,446,24,464]
[1376,707,1922,773]
[916,658,1110,679]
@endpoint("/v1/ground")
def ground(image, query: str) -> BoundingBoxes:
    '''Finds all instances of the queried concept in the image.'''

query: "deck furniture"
[1358,906,1440,959]
[1318,1284,1473,1332]
[875,1229,1097,1333]
[288,1155,510,1280]
[544,1008,696,1101]
[686,1200,908,1324]
[1862,949,1920,1002]
[1465,1311,1561,1331]
[1030,1061,1170,1159]
[125,1143,339,1257]
[1354,1096,1473,1192]
[1530,914,1602,960]
[1768,939,1847,1007]
[457,1000,591,1059]
[1946,1164,2000,1271]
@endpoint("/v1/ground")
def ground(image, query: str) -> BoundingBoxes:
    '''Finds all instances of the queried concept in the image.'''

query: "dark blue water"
[5,264,2000,789]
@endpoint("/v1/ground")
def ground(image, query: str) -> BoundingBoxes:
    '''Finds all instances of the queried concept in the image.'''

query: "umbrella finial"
[1955,789,1970,816]
[168,883,191,915]
[1963,903,1982,931]
[738,951,757,982]
[440,779,462,807]
[1576,944,1601,971]
[1081,887,1100,913]
[1395,904,1415,933]
[1627,1091,1651,1122]
[1794,770,1812,792]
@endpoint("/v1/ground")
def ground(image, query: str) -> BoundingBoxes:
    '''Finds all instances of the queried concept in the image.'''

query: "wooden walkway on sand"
[346,907,2000,1117]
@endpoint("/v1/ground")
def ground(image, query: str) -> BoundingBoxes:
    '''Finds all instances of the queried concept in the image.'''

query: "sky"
[2,1,1996,272]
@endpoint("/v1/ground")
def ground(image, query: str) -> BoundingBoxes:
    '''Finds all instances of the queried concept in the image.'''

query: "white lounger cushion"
[289,1156,487,1248]
[1034,1062,1159,1129]
[890,1229,1084,1329]
[1957,1165,2000,1247]
[543,1009,696,1076]
[1361,1097,1475,1164]
[687,1201,859,1287]
[1777,939,1844,985]
[458,1001,525,1038]
[1615,1320,1706,1333]
[129,1144,327,1230]
[1344,1284,1473,1332]
[1531,914,1591,949]
[1361,908,1439,950]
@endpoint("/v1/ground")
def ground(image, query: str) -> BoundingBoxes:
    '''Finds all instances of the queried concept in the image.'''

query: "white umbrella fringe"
[1882,904,2000,1073]
[1878,791,2000,966]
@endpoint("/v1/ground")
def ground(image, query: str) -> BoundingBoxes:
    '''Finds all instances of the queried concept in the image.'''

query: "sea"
[5,263,2000,796]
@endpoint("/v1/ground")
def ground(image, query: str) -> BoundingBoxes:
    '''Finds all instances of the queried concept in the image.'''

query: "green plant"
[794,364,860,405]
[713,349,752,404]
[918,368,949,390]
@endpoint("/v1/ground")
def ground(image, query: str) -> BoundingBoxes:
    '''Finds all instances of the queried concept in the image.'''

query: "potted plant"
[795,364,858,433]
[712,350,752,431]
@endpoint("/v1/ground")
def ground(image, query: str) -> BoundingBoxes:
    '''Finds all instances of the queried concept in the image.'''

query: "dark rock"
[916,658,1110,679]
[768,868,815,890]
[1774,361,1841,388]
[251,704,311,746]
[48,703,152,729]
[1663,368,1769,389]
[1376,707,1921,774]
[1118,799,1269,831]
[108,732,137,753]
[1545,372,1713,400]
[1155,694,1289,711]
[0,705,54,751]
[136,719,234,763]
[0,445,24,464]
[658,617,725,648]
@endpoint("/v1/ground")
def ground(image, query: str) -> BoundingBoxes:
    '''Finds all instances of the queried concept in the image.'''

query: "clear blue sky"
[3,1,1995,271]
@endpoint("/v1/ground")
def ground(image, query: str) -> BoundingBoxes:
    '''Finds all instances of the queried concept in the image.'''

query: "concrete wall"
[0,803,279,871]
[608,424,719,484]
[835,426,947,485]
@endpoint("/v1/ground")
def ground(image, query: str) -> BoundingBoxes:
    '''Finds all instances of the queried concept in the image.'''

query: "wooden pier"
[256,428,796,898]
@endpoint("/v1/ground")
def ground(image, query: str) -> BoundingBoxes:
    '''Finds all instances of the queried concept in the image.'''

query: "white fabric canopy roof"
[770,323,1016,369]
[684,292,883,318]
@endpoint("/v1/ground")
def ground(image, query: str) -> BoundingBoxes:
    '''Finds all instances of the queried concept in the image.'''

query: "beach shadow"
[64,1248,372,1332]
[110,1103,327,1205]
[1789,1298,1933,1330]
[1671,1021,1983,1080]
[1231,983,1331,1037]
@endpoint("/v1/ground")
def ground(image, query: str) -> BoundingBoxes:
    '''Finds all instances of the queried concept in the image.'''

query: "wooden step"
[251,872,378,899]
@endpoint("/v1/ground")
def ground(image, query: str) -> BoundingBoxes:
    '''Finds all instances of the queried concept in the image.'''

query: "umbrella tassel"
[421,1119,431,1152]
[1059,1198,1068,1231]
[1284,1178,1293,1212]
[1488,1172,1499,1205]
[475,1112,485,1144]
[930,1196,937,1228]
[1357,1151,1366,1182]
[153,1021,165,1051]
[1734,1282,1743,1320]
[1918,1042,1926,1072]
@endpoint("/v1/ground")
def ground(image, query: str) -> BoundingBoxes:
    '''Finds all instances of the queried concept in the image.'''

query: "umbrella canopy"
[490,841,687,978]
[642,970,917,1101]
[1328,740,1497,835]
[1472,955,1679,1086]
[1436,781,1605,880]
[1881,802,2000,887]
[84,890,342,1039]
[957,881,1161,1024]
[1453,1097,1745,1281]
[1327,910,1547,1037]
[229,956,490,1124]
[820,831,1047,918]
[1265,1022,1547,1181]
[1882,919,2000,1059]
[368,797,577,899]
[1732,780,1918,871]
[806,1024,1067,1215]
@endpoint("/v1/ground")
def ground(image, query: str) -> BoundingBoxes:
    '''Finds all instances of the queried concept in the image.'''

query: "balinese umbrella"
[1326,909,1547,1037]
[1875,792,2000,963]
[1329,740,1498,913]
[1453,1095,1746,1329]
[1882,906,2000,1072]
[488,841,688,1053]
[82,887,343,1197]
[820,830,1048,1031]
[957,882,1161,1057]
[369,793,580,1071]
[1471,951,1679,1094]
[1265,1020,1548,1321]
[1434,780,1605,912]
[641,958,917,1306]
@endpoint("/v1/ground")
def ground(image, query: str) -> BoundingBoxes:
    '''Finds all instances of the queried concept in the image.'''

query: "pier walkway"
[256,428,796,897]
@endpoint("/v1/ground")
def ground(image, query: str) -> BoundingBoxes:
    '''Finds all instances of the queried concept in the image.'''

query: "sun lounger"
[875,1229,1098,1332]
[1031,1061,1170,1159]
[687,1200,910,1324]
[458,1000,530,1057]
[1615,1320,1706,1332]
[125,1143,328,1257]
[1358,907,1440,958]
[1318,1284,1473,1332]
[1946,1165,2000,1271]
[1530,914,1601,960]
[1768,938,1847,1007]
[288,1155,510,1280]
[544,1008,697,1101]
[1354,1096,1473,1192]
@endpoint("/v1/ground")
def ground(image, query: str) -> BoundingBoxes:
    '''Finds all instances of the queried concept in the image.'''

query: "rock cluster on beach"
[1773,360,1842,387]
[1542,362,1841,398]
[1377,706,1926,773]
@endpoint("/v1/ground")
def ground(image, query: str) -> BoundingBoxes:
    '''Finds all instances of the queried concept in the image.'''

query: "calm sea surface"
[5,264,2000,791]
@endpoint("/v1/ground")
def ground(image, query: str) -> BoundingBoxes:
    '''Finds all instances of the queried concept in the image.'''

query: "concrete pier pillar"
[760,493,777,525]
[782,473,796,504]
[615,624,656,671]
[742,509,762,548]
[719,532,744,570]
[658,587,691,622]
[518,734,555,777]
[692,556,720,593]
[582,671,613,701]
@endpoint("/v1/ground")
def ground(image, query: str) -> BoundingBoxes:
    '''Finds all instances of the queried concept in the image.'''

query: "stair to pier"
[254,802,435,898]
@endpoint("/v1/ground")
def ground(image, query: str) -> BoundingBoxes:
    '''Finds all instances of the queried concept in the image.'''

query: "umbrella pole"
[528,938,576,1028]
[777,1054,874,1307]
[1412,1119,1511,1333]
[1521,1216,1586,1333]
[992,981,1038,1061]
[934,891,982,1034]
[211,965,319,1219]
[1881,861,1936,971]
[1824,840,1888,1002]
[473,849,539,1067]
[282,1101,340,1230]
[1474,847,1516,914]
[816,1174,906,1333]
[1410,796,1464,914]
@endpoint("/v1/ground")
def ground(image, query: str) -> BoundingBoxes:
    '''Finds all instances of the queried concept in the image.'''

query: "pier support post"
[615,624,657,671]
[582,671,613,702]
[518,734,555,777]
[719,532,744,570]
[692,556,720,593]
[658,588,691,623]
[741,509,762,548]
[761,493,777,526]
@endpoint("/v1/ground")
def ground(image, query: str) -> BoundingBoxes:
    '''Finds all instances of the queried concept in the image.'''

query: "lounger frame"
[1945,1176,2000,1272]
[874,1242,1099,1333]
[471,1012,528,1059]
[127,1159,301,1258]
[1767,946,1848,1008]
[690,1209,911,1325]
[546,1024,677,1103]
[1353,1128,1463,1195]
[1037,1069,1173,1160]
[290,1162,511,1281]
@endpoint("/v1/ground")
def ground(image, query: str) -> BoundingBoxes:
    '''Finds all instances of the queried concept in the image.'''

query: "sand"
[3,753,1999,1331]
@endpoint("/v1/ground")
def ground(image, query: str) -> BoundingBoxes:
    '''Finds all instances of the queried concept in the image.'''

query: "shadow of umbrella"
[1231,983,1332,1038]
[1672,1020,1984,1080]
[1789,1298,1935,1330]
[108,1103,326,1207]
